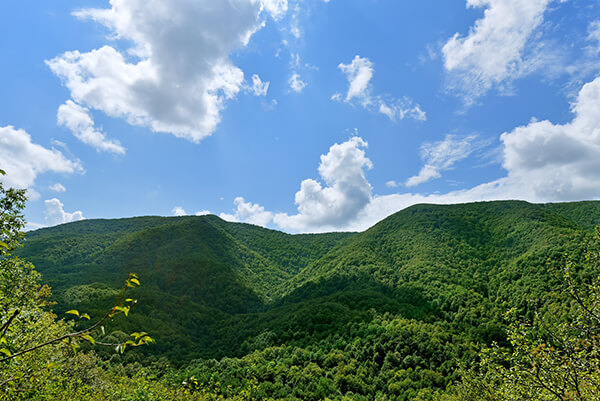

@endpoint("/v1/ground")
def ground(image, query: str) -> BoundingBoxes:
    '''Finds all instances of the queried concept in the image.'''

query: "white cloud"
[220,197,273,226]
[249,74,270,96]
[225,76,600,232]
[386,180,399,188]
[406,134,478,187]
[57,100,126,154]
[262,0,288,20]
[339,55,374,104]
[289,73,307,92]
[172,206,211,216]
[172,206,187,216]
[588,20,600,54]
[47,0,285,144]
[25,221,47,232]
[0,126,82,190]
[498,75,600,200]
[44,198,85,226]
[378,99,427,122]
[49,183,67,193]
[273,137,373,231]
[442,0,553,102]
[337,55,426,121]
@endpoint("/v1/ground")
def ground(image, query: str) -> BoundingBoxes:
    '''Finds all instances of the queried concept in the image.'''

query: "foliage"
[10,198,600,399]
[0,171,153,399]
[448,228,600,400]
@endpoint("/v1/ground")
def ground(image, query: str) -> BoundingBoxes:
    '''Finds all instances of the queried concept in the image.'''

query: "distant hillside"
[18,201,600,397]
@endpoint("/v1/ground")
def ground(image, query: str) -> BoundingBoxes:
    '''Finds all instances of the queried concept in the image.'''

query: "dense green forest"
[4,183,600,399]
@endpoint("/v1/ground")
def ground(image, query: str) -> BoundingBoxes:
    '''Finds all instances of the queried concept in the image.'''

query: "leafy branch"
[0,273,154,364]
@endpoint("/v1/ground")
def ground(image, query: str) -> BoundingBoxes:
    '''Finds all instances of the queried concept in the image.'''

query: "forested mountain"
[15,200,600,400]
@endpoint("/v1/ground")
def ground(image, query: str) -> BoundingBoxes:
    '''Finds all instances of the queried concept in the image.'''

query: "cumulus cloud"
[172,206,187,216]
[49,183,67,193]
[273,137,373,231]
[220,197,274,226]
[289,73,307,92]
[498,75,600,200]
[0,126,82,190]
[442,0,553,102]
[406,134,478,187]
[47,0,285,143]
[44,198,85,226]
[336,55,426,121]
[57,100,126,154]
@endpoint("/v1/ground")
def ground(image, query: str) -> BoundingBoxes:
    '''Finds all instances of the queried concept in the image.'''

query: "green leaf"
[66,310,80,317]
[130,278,140,286]
[81,334,95,345]
[0,348,11,357]
[71,343,80,355]
[0,241,8,249]
[80,313,91,320]
[131,332,147,339]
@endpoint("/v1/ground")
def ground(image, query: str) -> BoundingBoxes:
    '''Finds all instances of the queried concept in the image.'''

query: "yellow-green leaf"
[66,310,79,317]
[0,348,11,356]
[81,334,95,345]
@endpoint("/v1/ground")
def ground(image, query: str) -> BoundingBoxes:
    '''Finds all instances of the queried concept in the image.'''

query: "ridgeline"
[18,200,600,399]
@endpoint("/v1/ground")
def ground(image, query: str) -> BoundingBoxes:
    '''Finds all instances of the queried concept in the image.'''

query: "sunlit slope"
[18,201,600,362]
[22,215,353,306]
[285,201,594,305]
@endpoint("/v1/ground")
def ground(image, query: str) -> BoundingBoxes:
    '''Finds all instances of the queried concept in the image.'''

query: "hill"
[18,200,600,399]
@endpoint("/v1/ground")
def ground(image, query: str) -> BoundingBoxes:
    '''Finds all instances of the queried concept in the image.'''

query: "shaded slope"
[18,201,600,366]
[284,201,591,313]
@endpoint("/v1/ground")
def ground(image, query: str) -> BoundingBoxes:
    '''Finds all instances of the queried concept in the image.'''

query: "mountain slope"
[18,201,600,371]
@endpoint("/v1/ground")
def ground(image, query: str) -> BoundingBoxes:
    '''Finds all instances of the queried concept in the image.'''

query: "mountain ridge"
[17,200,600,366]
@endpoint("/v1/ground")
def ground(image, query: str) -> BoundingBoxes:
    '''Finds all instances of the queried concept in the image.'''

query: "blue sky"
[1,0,599,233]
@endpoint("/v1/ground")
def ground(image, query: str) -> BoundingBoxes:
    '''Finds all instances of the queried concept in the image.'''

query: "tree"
[448,229,600,400]
[0,170,153,396]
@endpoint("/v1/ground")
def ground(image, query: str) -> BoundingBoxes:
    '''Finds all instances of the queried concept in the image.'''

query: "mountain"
[18,200,600,398]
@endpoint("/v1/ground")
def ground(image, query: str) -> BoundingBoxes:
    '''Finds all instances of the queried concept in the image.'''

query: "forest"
[2,173,600,400]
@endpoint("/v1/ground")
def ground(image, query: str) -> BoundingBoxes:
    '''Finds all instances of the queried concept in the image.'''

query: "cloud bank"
[223,75,600,232]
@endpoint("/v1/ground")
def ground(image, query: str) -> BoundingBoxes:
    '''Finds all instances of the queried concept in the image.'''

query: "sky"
[1,0,599,233]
